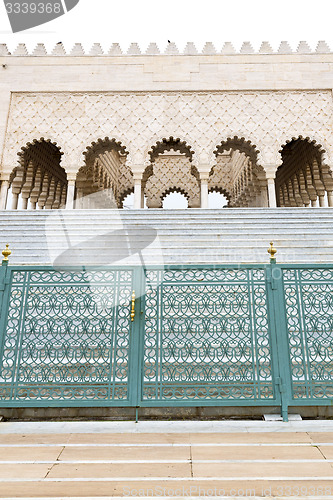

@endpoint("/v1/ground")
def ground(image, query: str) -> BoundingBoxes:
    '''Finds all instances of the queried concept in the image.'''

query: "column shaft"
[134,179,142,209]
[141,187,145,209]
[319,195,326,207]
[0,180,9,210]
[66,181,76,210]
[200,179,209,209]
[11,193,19,210]
[21,197,28,210]
[267,178,277,208]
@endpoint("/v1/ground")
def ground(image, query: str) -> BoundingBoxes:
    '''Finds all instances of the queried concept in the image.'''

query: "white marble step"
[0,208,332,265]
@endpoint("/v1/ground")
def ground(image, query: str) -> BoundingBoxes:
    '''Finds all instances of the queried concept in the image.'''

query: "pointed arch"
[77,137,133,209]
[144,137,200,208]
[276,137,333,207]
[211,136,267,207]
[9,138,67,209]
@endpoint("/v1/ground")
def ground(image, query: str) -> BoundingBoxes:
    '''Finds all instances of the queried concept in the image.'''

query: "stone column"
[200,176,209,209]
[0,179,9,210]
[133,176,142,209]
[141,186,145,209]
[21,197,28,210]
[262,165,279,208]
[327,191,333,207]
[11,193,19,210]
[318,194,326,207]
[267,178,277,208]
[198,167,211,209]
[66,180,76,210]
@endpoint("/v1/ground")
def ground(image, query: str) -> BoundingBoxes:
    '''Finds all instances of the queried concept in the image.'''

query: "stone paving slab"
[1,422,333,498]
[0,463,52,479]
[2,480,333,498]
[0,431,318,445]
[192,461,333,477]
[0,446,64,461]
[309,432,333,443]
[58,445,191,461]
[4,420,333,434]
[47,462,192,479]
[190,445,324,460]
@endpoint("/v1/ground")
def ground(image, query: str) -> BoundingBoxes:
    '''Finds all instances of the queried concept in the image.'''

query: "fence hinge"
[0,276,10,291]
[266,268,278,290]
[275,377,286,394]
[270,275,277,290]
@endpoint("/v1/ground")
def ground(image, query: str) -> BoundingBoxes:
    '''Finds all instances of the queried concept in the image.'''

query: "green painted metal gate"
[0,259,332,420]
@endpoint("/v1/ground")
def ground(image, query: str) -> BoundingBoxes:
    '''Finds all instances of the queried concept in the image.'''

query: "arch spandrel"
[143,134,200,170]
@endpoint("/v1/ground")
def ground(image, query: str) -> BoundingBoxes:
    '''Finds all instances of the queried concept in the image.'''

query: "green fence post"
[0,244,11,353]
[267,242,293,422]
[0,244,11,317]
[128,265,145,412]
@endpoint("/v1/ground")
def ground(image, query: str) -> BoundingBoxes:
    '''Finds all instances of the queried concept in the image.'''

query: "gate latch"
[131,290,136,322]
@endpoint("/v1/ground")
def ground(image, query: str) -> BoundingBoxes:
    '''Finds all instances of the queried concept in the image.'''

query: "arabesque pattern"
[283,268,333,399]
[142,268,275,402]
[3,90,333,170]
[1,264,333,413]
[0,269,133,403]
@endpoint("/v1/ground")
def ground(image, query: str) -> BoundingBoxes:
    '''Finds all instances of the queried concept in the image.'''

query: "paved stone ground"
[1,421,333,499]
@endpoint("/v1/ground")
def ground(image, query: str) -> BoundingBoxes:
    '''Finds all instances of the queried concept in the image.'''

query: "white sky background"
[0,0,333,53]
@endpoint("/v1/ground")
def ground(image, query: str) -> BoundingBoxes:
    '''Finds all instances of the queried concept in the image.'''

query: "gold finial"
[267,241,277,262]
[2,244,11,262]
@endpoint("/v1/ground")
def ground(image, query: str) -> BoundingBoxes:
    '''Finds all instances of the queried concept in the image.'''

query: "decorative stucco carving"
[144,155,200,208]
[3,91,333,178]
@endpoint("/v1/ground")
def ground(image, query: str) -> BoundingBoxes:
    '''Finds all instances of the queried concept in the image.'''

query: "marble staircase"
[0,208,332,265]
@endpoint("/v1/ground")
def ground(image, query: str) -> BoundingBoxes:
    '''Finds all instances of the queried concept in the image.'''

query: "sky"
[0,0,333,53]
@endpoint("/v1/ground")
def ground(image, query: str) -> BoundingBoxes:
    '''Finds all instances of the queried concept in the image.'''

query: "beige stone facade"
[1,41,333,209]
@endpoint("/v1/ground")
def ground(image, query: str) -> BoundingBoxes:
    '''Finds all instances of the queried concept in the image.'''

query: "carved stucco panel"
[3,91,333,176]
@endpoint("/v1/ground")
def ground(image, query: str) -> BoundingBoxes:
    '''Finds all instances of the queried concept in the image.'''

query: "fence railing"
[0,243,332,421]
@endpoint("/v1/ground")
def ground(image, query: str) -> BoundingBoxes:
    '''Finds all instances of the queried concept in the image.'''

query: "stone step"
[2,208,333,218]
[0,208,333,265]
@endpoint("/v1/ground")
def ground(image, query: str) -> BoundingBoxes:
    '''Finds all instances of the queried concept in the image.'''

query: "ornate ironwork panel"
[282,268,333,400]
[141,267,277,404]
[0,268,134,405]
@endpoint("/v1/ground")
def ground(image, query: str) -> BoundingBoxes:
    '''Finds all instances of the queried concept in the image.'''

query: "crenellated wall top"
[0,41,332,57]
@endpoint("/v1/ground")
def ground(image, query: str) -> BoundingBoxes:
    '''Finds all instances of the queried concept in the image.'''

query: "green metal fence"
[0,252,332,421]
